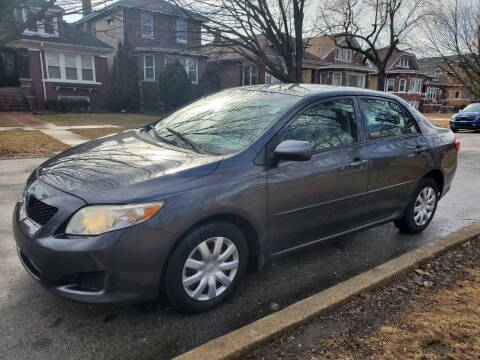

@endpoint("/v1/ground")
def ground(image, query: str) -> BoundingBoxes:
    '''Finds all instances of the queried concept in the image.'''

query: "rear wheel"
[165,221,248,313]
[394,178,439,234]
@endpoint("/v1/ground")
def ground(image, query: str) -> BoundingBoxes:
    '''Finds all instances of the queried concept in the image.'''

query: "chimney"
[82,0,92,16]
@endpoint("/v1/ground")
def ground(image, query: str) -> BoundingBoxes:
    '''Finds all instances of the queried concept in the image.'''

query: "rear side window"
[359,98,419,139]
[278,98,358,151]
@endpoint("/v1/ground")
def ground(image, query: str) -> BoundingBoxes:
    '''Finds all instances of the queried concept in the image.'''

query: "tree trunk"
[376,69,387,91]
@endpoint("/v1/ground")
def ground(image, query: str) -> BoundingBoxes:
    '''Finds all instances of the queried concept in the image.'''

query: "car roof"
[236,84,403,101]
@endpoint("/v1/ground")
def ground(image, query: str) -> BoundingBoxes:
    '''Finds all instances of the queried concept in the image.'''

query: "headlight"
[66,202,164,235]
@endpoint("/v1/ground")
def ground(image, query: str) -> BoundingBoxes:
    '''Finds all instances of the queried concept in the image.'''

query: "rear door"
[266,97,369,254]
[357,97,428,219]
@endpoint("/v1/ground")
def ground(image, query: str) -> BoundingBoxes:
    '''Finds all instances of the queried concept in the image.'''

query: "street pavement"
[0,132,479,360]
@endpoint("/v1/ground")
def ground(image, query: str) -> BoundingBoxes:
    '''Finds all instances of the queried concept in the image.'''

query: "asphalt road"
[1,132,479,360]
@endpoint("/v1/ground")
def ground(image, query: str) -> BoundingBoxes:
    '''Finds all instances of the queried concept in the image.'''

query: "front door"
[267,97,369,254]
[357,97,428,219]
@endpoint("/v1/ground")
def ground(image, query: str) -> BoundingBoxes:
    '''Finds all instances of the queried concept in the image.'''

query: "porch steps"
[0,87,31,111]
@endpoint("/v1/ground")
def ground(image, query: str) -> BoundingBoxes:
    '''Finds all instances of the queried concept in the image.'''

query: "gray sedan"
[13,85,458,313]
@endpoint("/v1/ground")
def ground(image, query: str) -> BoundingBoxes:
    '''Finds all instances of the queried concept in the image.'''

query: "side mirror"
[273,140,313,162]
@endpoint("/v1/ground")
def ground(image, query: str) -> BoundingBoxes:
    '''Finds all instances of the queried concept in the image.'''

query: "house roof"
[74,0,207,24]
[203,35,325,65]
[307,36,336,59]
[16,21,113,51]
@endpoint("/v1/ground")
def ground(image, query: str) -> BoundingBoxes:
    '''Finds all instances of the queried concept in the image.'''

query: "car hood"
[36,130,223,203]
[454,112,480,118]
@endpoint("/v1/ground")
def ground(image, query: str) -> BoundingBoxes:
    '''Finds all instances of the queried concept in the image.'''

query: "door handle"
[349,159,368,168]
[414,146,427,155]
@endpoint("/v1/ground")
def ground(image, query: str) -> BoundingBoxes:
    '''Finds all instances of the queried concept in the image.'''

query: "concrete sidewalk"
[1,112,88,147]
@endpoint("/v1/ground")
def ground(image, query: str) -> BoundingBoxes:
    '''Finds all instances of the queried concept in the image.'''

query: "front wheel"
[394,178,439,234]
[450,127,458,133]
[165,221,248,313]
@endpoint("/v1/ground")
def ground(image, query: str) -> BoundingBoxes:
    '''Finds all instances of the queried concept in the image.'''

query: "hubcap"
[182,237,239,301]
[413,186,436,226]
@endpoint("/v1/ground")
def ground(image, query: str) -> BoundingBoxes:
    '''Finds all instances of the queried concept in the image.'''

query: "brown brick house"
[202,35,325,88]
[307,36,376,88]
[2,0,112,111]
[368,48,427,110]
[76,0,208,111]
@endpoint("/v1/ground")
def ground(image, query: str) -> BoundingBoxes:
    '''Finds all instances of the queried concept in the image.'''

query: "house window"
[346,74,364,88]
[242,64,258,85]
[46,53,61,79]
[396,57,409,68]
[142,12,153,37]
[144,55,155,80]
[81,56,94,81]
[399,79,406,92]
[106,17,115,25]
[409,78,421,93]
[433,69,441,81]
[22,8,58,37]
[386,78,395,92]
[454,90,460,99]
[185,57,197,83]
[426,87,436,100]
[46,53,96,82]
[464,90,472,99]
[332,72,342,86]
[335,48,352,62]
[319,72,328,84]
[65,55,78,80]
[176,19,187,43]
[165,55,198,83]
[265,71,281,84]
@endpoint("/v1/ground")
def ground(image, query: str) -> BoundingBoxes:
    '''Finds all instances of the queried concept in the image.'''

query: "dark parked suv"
[13,85,458,312]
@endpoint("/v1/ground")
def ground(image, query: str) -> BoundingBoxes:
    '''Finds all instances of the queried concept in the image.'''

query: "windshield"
[152,88,300,154]
[461,103,480,113]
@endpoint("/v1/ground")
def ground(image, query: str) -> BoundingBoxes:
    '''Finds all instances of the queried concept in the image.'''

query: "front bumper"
[12,181,174,304]
[450,119,480,130]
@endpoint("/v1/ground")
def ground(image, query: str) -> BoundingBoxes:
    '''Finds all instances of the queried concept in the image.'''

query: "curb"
[174,222,480,360]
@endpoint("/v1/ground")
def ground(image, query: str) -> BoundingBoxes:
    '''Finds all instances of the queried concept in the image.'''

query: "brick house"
[368,48,427,110]
[202,35,324,88]
[419,56,478,111]
[1,0,112,111]
[306,36,376,88]
[75,0,208,111]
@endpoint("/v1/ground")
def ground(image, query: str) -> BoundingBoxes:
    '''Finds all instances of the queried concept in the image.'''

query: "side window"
[359,98,418,139]
[278,99,358,152]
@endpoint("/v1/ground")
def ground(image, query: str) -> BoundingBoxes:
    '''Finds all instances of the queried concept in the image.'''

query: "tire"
[165,221,248,313]
[394,177,439,234]
[450,127,458,133]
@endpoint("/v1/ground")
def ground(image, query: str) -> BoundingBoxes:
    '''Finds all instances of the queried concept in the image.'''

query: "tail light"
[455,140,460,152]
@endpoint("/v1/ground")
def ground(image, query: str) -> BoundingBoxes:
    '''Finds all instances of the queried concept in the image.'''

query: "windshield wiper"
[148,125,175,145]
[165,127,205,154]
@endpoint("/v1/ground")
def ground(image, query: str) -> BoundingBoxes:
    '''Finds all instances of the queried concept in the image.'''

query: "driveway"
[0,132,479,360]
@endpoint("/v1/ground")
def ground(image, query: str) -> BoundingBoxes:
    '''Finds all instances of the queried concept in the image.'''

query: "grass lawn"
[423,113,454,120]
[0,113,21,127]
[429,120,450,128]
[69,127,128,139]
[0,130,69,158]
[35,113,159,127]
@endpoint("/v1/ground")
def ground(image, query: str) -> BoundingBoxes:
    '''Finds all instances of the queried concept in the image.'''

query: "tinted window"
[153,89,300,154]
[279,99,357,151]
[360,98,418,139]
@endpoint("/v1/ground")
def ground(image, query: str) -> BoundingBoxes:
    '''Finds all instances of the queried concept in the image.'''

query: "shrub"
[43,99,90,113]
[110,40,140,112]
[198,63,221,97]
[158,60,192,111]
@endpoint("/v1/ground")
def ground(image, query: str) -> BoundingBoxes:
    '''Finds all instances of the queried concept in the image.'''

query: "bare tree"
[422,0,480,98]
[169,0,319,83]
[319,0,431,91]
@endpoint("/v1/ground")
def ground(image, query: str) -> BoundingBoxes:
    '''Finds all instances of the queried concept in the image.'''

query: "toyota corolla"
[13,85,458,313]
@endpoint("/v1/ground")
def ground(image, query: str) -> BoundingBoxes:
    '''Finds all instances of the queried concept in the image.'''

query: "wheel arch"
[423,169,444,196]
[161,212,265,286]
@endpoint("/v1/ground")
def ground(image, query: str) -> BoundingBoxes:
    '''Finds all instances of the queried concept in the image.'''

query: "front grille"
[26,196,58,225]
[455,116,476,122]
